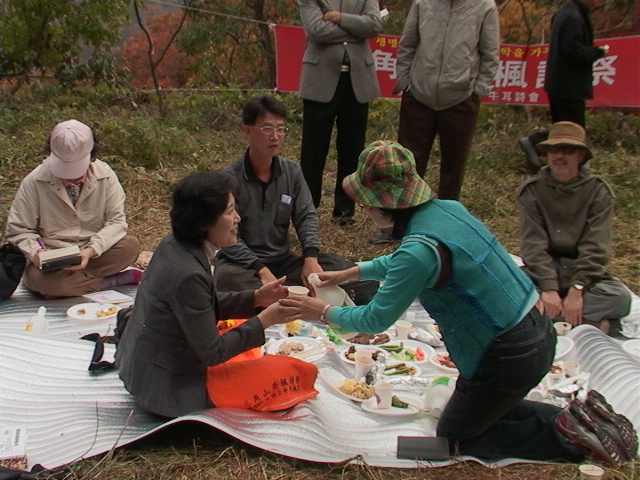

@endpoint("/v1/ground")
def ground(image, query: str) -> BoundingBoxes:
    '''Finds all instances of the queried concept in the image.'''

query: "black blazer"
[544,0,604,100]
[116,234,264,418]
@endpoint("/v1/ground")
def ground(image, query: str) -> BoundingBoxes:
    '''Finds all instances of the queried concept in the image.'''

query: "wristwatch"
[572,284,585,291]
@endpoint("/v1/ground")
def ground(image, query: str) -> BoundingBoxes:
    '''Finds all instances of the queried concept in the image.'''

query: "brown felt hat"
[536,121,592,160]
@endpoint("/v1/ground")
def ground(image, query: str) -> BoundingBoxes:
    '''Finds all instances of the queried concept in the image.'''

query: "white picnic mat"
[0,284,639,470]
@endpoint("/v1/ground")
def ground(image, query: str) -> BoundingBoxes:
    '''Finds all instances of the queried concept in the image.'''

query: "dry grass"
[0,92,638,479]
[68,423,639,479]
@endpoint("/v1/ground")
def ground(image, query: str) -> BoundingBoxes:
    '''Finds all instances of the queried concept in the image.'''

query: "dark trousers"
[397,91,480,200]
[528,96,587,147]
[549,95,586,127]
[301,73,368,218]
[436,307,583,462]
[214,251,355,292]
[23,234,140,297]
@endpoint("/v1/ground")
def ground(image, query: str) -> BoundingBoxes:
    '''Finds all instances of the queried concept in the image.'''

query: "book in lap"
[38,245,81,272]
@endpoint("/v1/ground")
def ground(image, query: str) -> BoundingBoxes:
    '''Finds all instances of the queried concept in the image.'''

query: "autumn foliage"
[121,11,194,89]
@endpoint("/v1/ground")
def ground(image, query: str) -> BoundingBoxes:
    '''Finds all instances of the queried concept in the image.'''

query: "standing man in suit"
[298,0,383,228]
[518,0,608,171]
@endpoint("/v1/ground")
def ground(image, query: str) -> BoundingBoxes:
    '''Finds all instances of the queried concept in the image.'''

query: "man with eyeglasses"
[516,121,631,335]
[214,95,354,292]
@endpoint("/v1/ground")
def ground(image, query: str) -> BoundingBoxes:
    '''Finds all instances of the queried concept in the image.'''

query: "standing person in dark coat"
[518,0,608,171]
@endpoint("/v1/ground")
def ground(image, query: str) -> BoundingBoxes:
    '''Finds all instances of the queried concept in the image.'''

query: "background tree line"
[1,0,637,107]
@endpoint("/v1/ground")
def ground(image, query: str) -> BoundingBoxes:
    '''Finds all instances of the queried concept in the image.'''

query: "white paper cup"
[287,286,310,298]
[579,463,605,479]
[374,383,394,409]
[354,356,375,380]
[563,361,580,377]
[554,321,572,336]
[395,319,412,340]
[526,385,547,402]
[353,350,373,361]
[543,372,566,390]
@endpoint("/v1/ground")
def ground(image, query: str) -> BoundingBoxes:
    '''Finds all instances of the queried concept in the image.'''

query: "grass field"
[1,90,638,479]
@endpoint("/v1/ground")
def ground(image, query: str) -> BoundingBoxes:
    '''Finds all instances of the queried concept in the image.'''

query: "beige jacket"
[5,159,128,263]
[395,0,499,110]
[298,0,382,103]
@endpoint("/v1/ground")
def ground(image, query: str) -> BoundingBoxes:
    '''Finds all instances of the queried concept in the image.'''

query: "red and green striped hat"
[343,140,432,209]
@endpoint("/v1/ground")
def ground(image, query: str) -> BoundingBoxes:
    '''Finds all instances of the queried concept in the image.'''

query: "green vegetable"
[384,367,414,376]
[389,348,416,361]
[380,342,404,353]
[325,327,343,345]
[391,395,409,408]
[384,363,406,371]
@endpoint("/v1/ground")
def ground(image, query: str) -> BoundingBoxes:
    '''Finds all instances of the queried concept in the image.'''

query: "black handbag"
[341,280,380,305]
[0,243,26,302]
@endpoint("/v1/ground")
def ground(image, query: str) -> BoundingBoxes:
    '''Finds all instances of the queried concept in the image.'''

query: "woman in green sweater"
[284,141,635,465]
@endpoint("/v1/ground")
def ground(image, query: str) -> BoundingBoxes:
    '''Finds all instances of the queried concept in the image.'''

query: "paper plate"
[555,336,574,360]
[267,337,327,363]
[360,390,423,416]
[622,339,640,359]
[339,345,385,365]
[376,340,434,364]
[381,362,423,378]
[66,303,120,322]
[428,351,459,373]
[277,322,324,340]
[318,368,373,403]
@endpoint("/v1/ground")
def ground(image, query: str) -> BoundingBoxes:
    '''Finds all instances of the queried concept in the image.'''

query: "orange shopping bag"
[216,319,263,363]
[207,321,319,411]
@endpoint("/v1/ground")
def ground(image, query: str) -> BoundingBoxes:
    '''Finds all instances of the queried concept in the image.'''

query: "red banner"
[273,25,640,107]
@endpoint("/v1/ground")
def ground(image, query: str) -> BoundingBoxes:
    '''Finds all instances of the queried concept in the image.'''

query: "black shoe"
[368,230,394,245]
[332,216,355,229]
[518,136,541,172]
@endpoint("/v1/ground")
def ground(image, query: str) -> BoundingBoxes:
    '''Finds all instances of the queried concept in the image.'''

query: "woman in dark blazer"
[116,171,300,418]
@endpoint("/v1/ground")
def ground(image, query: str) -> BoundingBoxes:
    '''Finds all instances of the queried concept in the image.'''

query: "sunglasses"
[546,145,581,155]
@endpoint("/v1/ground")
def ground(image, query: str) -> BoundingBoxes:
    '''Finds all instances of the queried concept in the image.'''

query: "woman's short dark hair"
[171,170,237,247]
[242,95,287,126]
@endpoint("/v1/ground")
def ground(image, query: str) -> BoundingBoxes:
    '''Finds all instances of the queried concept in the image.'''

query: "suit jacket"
[298,0,382,103]
[116,234,263,418]
[544,0,603,100]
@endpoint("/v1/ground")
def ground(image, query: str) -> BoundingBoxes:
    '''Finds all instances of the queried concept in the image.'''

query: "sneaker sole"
[555,410,611,463]
[570,401,628,464]
[586,391,638,458]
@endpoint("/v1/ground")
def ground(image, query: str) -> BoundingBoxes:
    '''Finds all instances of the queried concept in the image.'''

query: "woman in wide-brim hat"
[283,140,633,464]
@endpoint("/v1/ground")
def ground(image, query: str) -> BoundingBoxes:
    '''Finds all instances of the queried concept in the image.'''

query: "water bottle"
[307,273,358,340]
[24,306,48,334]
[424,376,455,418]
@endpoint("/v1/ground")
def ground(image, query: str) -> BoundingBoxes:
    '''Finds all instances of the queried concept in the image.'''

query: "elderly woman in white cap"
[284,140,636,465]
[5,119,140,298]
